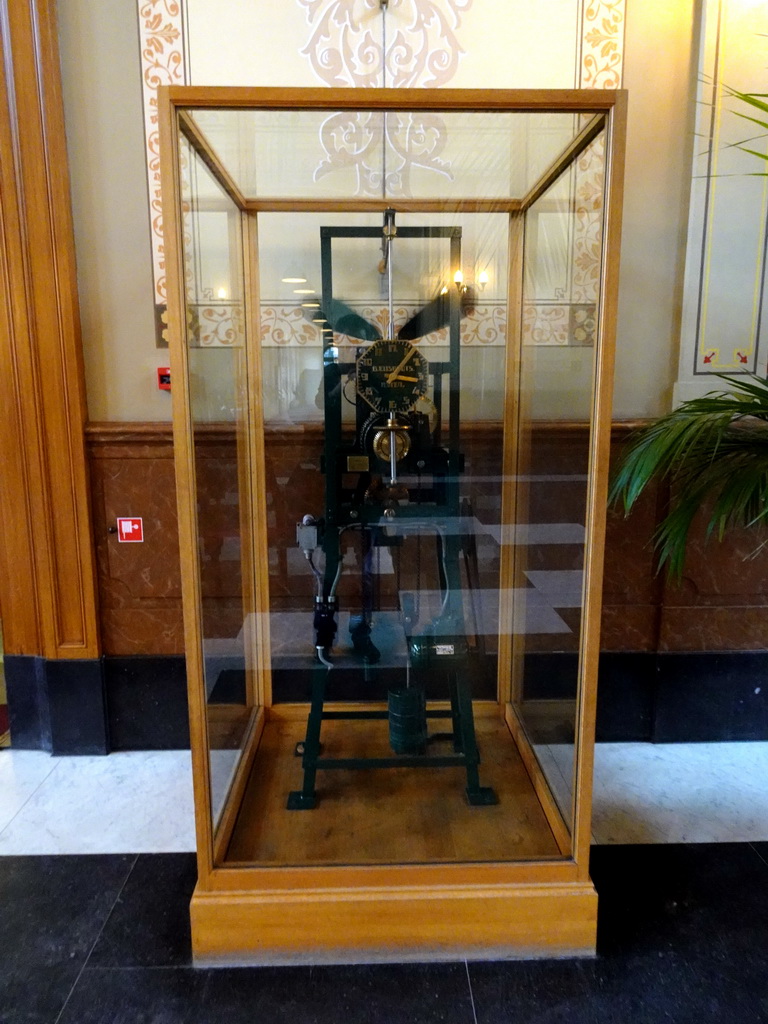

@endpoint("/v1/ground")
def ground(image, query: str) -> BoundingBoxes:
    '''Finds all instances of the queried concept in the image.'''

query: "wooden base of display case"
[190,881,597,965]
[190,705,596,965]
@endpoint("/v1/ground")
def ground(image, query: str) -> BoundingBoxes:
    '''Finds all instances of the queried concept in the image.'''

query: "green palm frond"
[724,87,768,169]
[609,375,768,577]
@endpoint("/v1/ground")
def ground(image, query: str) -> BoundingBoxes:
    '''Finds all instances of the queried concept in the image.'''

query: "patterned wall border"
[188,302,508,347]
[188,301,597,349]
[577,0,626,89]
[137,0,186,312]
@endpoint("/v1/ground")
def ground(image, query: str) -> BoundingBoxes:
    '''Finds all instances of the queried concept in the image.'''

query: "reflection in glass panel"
[180,136,253,827]
[513,133,606,827]
[188,108,595,201]
[219,206,569,867]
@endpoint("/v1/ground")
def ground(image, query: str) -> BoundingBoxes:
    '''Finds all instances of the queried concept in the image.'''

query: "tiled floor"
[2,843,767,1022]
[2,741,767,854]
[1,743,768,1022]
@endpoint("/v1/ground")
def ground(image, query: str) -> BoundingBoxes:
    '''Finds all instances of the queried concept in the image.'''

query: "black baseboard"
[654,652,768,742]
[5,656,51,751]
[5,650,768,752]
[5,656,108,754]
[104,656,189,751]
[524,650,768,742]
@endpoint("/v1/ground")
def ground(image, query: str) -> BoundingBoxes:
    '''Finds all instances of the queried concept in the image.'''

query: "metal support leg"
[448,673,462,752]
[454,671,498,806]
[287,660,328,809]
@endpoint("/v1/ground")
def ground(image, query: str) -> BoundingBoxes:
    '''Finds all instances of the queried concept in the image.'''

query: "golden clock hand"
[392,375,419,383]
[386,348,416,383]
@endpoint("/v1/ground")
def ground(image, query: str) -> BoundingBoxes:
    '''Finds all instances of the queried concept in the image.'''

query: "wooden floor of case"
[224,712,562,866]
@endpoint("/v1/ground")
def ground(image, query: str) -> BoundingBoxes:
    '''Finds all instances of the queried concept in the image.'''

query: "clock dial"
[356,339,429,414]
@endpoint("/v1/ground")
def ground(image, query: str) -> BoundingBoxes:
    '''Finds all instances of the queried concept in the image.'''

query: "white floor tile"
[0,750,58,834]
[1,740,767,854]
[0,750,195,855]
[590,742,768,845]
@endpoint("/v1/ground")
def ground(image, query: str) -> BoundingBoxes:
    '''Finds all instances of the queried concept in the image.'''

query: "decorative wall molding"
[679,0,768,380]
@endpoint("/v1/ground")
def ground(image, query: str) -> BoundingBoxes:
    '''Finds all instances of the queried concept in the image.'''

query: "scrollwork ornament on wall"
[299,0,470,196]
[384,0,472,88]
[298,0,472,88]
[523,305,570,347]
[196,305,245,347]
[137,0,185,321]
[299,0,385,87]
[314,109,453,197]
[580,0,625,89]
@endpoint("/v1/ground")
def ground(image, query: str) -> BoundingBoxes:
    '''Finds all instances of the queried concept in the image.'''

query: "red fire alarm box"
[157,367,171,390]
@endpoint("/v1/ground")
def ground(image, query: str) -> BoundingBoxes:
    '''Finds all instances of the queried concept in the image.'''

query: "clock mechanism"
[356,338,429,414]
[288,210,497,811]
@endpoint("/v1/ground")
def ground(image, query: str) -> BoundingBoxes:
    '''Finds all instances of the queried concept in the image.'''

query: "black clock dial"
[356,338,428,414]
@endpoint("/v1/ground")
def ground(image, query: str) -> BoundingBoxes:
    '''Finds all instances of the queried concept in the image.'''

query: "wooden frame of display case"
[160,86,626,964]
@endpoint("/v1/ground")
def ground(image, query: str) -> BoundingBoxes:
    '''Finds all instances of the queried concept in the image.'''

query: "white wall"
[58,0,171,422]
[613,0,698,418]
[57,0,699,422]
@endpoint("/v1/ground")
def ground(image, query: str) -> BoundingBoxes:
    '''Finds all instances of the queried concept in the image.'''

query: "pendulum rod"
[384,208,399,484]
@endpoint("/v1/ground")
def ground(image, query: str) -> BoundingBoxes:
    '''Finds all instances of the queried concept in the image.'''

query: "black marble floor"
[1,843,767,1023]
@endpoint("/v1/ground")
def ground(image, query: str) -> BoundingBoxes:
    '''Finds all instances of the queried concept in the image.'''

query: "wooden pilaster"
[0,0,99,659]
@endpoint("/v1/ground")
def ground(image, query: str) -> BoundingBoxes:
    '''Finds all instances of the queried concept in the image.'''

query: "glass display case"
[160,87,626,964]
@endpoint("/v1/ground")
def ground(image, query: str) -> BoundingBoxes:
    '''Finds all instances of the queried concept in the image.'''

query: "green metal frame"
[288,218,496,810]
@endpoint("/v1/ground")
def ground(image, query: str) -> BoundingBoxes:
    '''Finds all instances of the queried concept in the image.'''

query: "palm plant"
[610,89,768,577]
[725,87,768,166]
[610,375,768,577]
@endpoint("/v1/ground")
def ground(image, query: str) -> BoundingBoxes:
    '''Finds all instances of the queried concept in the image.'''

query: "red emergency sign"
[117,517,144,542]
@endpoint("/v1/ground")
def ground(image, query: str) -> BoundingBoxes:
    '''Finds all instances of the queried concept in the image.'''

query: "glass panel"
[180,135,253,828]
[511,132,606,828]
[187,108,596,201]
[173,100,613,872]
[213,205,570,868]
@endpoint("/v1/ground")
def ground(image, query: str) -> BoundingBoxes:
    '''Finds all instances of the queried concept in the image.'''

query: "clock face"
[356,338,429,414]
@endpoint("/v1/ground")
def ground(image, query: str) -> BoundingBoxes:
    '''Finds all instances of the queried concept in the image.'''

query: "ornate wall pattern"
[187,302,506,347]
[298,0,473,88]
[523,135,605,346]
[139,1,625,346]
[137,0,186,331]
[578,0,625,89]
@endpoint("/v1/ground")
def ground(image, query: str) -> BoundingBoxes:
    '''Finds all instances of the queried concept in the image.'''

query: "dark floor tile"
[589,842,768,958]
[471,950,768,1024]
[469,958,593,1024]
[579,950,768,1024]
[56,967,209,1024]
[0,855,135,969]
[88,853,197,967]
[0,963,82,1024]
[200,961,475,1023]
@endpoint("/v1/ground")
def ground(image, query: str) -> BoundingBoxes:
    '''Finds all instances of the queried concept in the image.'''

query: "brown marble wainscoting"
[85,420,768,659]
[87,423,184,656]
[605,426,768,654]
[9,415,761,753]
[72,421,768,749]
